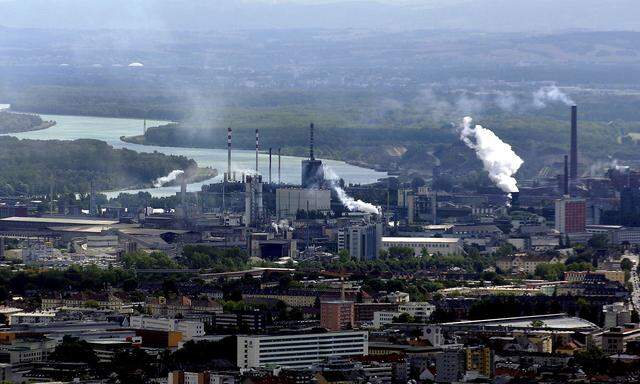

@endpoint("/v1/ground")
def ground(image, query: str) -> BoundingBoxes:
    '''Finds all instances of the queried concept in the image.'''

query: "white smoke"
[533,85,575,108]
[324,166,381,215]
[272,219,293,234]
[494,91,517,111]
[153,170,184,187]
[460,117,524,193]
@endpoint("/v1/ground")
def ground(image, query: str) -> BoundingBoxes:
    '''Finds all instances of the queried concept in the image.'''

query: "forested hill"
[0,111,55,134]
[0,137,195,196]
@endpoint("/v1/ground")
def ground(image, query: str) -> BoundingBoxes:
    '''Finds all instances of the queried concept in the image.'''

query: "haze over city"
[1,1,640,383]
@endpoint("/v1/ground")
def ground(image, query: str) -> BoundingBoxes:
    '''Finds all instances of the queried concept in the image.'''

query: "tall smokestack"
[227,127,232,182]
[278,148,282,184]
[255,128,259,173]
[269,148,272,184]
[570,105,578,180]
[564,154,569,196]
[309,123,315,160]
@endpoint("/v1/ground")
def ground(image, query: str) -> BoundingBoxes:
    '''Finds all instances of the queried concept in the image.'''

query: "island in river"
[0,136,215,196]
[0,110,56,134]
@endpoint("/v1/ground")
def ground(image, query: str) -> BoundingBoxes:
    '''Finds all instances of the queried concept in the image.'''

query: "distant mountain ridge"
[0,0,638,32]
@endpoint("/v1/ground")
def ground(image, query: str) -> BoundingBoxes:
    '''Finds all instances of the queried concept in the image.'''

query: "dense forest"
[7,80,640,181]
[125,111,633,180]
[0,110,55,134]
[0,137,195,196]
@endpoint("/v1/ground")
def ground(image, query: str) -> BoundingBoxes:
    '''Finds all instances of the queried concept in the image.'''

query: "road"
[625,252,640,312]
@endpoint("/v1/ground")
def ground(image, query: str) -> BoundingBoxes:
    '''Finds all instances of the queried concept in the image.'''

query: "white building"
[128,316,205,339]
[276,188,331,219]
[381,237,463,256]
[338,223,383,260]
[0,339,57,364]
[87,235,119,248]
[8,311,56,325]
[168,371,235,384]
[398,302,435,320]
[237,330,368,369]
[385,291,410,303]
[373,311,401,328]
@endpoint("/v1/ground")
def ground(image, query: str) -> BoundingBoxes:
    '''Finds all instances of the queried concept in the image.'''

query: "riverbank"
[0,111,56,134]
[9,113,387,196]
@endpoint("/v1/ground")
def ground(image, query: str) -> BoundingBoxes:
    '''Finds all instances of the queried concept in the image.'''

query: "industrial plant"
[1,1,640,381]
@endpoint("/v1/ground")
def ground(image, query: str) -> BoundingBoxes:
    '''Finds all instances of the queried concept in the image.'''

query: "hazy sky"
[0,0,637,32]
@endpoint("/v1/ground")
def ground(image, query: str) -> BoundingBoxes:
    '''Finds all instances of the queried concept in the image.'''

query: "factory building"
[301,123,325,188]
[276,188,331,219]
[244,175,264,227]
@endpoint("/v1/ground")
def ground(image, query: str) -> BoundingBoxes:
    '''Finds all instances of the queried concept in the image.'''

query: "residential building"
[465,346,493,378]
[564,270,626,285]
[603,302,634,329]
[168,371,236,384]
[496,253,563,275]
[381,237,463,256]
[385,291,410,303]
[555,197,586,234]
[320,300,355,331]
[436,347,466,383]
[0,338,57,364]
[354,303,399,324]
[398,302,435,321]
[601,325,640,354]
[208,310,271,332]
[128,316,205,340]
[338,223,383,260]
[236,330,368,369]
[435,345,493,383]
[41,292,124,311]
[373,311,401,328]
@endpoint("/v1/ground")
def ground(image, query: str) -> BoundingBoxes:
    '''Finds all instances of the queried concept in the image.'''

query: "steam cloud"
[533,85,575,108]
[460,117,524,193]
[271,219,294,234]
[153,170,184,187]
[324,166,381,215]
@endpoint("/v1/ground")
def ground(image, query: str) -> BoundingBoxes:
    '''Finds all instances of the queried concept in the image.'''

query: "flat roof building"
[381,237,463,256]
[237,330,368,369]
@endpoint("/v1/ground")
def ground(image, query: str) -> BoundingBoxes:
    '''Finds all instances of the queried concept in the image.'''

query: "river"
[7,114,387,197]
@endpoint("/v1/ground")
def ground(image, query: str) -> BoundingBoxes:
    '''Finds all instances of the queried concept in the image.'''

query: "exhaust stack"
[570,106,578,180]
[227,127,232,182]
[269,148,272,184]
[309,123,315,160]
[564,154,569,196]
[255,128,259,174]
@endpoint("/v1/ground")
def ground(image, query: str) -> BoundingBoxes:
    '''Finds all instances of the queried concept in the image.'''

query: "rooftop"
[440,313,598,331]
[1,216,117,226]
[382,237,460,244]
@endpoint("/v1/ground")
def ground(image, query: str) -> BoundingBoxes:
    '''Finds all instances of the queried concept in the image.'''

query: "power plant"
[301,123,325,188]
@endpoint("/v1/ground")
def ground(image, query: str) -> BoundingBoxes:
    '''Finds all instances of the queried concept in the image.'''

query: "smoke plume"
[271,219,294,234]
[153,169,184,187]
[459,117,523,193]
[324,166,381,215]
[533,85,575,108]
